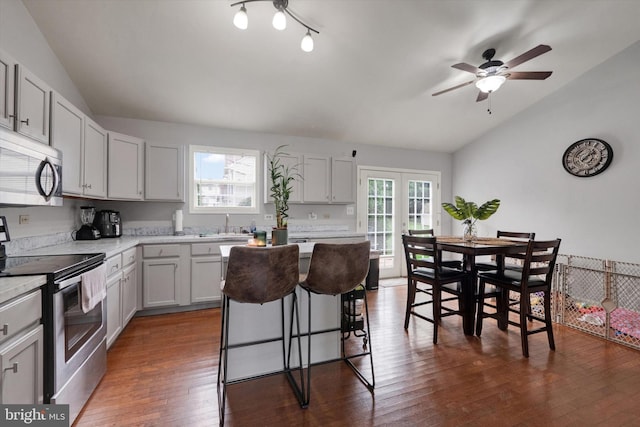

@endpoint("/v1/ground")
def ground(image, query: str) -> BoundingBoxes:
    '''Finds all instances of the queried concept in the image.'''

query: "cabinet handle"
[8,114,15,121]
[21,118,30,126]
[4,362,18,374]
[87,183,92,189]
[111,264,119,272]
[1,324,7,335]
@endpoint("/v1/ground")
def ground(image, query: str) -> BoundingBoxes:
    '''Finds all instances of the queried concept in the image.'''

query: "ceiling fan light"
[233,5,248,30]
[301,30,314,52]
[475,75,506,93]
[272,9,286,30]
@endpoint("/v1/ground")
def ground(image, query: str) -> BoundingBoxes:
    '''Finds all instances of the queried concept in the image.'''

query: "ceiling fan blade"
[432,79,476,96]
[503,44,551,69]
[476,91,488,102]
[452,62,482,74]
[507,71,553,80]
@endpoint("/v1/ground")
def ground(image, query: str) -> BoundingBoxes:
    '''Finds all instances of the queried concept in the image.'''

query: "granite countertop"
[0,275,46,305]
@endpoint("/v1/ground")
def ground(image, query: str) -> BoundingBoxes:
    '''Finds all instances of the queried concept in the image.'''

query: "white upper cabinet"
[302,154,331,203]
[108,131,144,200]
[145,143,184,201]
[15,65,50,144]
[0,50,16,131]
[330,157,355,203]
[51,94,107,198]
[83,117,108,198]
[264,151,303,204]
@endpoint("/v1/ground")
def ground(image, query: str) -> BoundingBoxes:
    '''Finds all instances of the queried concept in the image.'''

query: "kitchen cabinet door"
[108,132,144,200]
[145,143,184,201]
[191,255,222,304]
[0,325,43,404]
[330,158,355,203]
[51,93,84,195]
[15,65,50,144]
[264,151,303,203]
[83,118,108,198]
[106,273,123,349]
[302,154,330,202]
[0,50,16,131]
[122,263,137,326]
[142,258,181,308]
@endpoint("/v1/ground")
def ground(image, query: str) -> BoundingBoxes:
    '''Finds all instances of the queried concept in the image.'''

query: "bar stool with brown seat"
[402,234,473,343]
[298,240,374,405]
[476,238,561,357]
[217,244,305,425]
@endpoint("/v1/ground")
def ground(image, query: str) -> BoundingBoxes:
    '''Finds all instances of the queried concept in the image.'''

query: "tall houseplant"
[442,196,500,241]
[266,145,300,245]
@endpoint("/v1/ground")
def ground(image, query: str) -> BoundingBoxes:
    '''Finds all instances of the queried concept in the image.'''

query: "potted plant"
[266,145,301,245]
[442,196,500,241]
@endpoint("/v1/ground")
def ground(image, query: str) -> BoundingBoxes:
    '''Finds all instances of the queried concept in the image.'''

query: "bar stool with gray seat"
[217,244,305,425]
[298,241,374,405]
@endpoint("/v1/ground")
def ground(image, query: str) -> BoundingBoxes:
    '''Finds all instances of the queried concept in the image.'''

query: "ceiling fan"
[432,44,553,102]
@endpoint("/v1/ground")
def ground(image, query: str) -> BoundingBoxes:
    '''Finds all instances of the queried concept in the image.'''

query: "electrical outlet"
[346,206,355,216]
[264,214,274,221]
[19,215,29,225]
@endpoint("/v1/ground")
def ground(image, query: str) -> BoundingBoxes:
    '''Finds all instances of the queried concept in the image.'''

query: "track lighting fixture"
[231,0,319,52]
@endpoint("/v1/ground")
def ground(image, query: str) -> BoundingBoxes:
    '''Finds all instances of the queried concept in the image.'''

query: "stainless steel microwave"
[0,127,63,206]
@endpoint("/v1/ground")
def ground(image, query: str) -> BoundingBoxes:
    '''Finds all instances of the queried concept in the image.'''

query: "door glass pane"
[367,178,394,256]
[407,180,432,231]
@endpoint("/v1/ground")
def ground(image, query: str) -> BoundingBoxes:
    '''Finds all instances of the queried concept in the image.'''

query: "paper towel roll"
[174,209,184,235]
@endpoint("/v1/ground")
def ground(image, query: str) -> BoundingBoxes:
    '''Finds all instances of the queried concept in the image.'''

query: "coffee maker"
[94,210,122,238]
[75,206,101,240]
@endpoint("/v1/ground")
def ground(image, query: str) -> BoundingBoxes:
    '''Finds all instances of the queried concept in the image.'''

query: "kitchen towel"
[81,263,107,313]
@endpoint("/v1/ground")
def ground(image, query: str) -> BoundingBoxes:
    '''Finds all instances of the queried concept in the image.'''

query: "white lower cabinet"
[106,272,123,349]
[0,289,44,404]
[190,243,223,304]
[105,247,138,349]
[142,244,182,308]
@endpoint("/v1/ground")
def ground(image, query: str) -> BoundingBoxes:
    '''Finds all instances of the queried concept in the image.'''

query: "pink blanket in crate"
[588,307,640,339]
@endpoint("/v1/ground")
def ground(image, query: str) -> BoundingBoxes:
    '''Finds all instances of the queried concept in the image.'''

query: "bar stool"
[298,241,374,405]
[217,244,305,425]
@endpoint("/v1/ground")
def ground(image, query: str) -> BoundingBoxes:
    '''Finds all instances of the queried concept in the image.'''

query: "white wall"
[95,116,454,232]
[453,41,640,263]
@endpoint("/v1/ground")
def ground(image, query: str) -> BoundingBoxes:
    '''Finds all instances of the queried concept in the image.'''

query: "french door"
[357,167,441,278]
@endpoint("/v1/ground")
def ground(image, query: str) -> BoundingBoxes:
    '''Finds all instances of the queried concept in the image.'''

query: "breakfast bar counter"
[220,243,342,381]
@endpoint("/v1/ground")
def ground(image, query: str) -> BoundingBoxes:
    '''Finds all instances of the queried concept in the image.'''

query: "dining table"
[436,236,530,335]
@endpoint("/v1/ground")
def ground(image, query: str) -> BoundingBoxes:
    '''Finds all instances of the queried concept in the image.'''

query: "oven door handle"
[57,275,79,291]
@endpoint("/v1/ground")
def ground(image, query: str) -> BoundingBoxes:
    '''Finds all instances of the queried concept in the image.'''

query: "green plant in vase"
[442,196,500,241]
[266,145,301,245]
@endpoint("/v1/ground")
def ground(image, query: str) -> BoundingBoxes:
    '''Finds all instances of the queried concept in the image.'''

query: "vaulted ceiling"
[23,0,640,152]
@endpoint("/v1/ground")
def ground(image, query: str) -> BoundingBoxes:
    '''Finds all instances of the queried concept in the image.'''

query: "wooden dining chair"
[217,245,305,425]
[475,238,561,357]
[475,230,536,272]
[408,229,462,269]
[402,234,472,343]
[299,241,374,405]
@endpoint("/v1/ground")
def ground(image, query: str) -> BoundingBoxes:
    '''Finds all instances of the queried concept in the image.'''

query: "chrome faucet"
[225,213,230,234]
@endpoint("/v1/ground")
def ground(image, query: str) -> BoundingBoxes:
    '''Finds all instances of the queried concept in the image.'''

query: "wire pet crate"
[554,255,640,350]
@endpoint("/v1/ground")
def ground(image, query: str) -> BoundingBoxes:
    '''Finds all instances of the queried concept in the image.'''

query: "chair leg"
[342,289,375,390]
[217,295,230,426]
[432,283,441,344]
[404,278,417,329]
[476,279,486,336]
[543,290,556,351]
[304,288,312,406]
[283,293,307,408]
[519,292,530,358]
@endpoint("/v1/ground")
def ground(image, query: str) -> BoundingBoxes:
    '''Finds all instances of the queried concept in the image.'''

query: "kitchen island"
[220,243,342,381]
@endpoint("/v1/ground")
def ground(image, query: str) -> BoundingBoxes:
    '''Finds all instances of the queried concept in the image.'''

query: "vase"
[272,228,288,246]
[463,222,477,242]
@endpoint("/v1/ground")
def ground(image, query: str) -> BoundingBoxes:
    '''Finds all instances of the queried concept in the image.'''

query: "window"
[189,145,259,213]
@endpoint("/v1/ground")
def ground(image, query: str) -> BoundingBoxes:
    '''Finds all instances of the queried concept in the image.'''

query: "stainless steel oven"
[51,267,106,420]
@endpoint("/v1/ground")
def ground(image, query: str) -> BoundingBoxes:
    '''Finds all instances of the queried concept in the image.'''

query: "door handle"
[4,362,18,373]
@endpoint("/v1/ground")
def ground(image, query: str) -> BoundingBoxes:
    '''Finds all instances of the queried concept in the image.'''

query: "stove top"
[0,253,105,280]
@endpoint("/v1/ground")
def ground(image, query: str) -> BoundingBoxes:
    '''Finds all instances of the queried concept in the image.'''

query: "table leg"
[462,255,476,335]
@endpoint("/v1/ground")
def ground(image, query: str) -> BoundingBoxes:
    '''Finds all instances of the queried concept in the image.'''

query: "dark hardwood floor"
[75,284,640,426]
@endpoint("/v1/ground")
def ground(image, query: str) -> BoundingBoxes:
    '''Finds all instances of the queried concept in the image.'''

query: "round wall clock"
[562,138,613,177]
